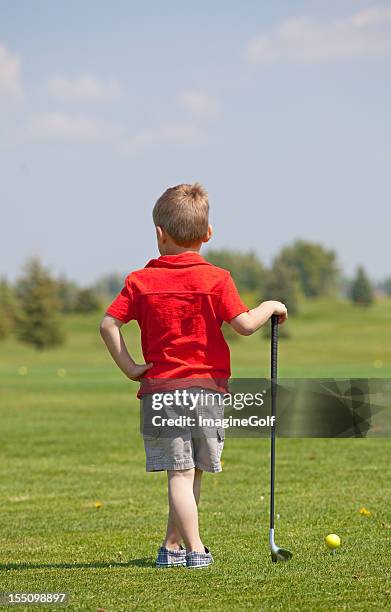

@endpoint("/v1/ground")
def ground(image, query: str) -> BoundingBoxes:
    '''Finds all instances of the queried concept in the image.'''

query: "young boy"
[100,183,287,569]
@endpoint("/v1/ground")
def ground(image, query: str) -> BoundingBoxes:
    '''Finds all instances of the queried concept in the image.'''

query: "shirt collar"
[145,251,210,268]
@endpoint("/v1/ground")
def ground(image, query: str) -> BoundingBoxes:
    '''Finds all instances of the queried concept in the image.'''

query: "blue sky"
[1,0,390,284]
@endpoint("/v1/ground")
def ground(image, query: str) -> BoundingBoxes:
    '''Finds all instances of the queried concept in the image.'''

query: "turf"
[0,299,390,611]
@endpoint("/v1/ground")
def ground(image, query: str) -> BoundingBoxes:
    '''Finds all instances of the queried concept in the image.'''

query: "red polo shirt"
[105,251,248,395]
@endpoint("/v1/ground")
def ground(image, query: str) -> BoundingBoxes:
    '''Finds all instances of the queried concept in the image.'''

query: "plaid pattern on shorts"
[142,387,225,473]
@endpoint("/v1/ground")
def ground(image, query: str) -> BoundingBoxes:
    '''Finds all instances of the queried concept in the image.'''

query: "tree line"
[0,240,386,350]
[206,241,377,312]
[0,259,101,350]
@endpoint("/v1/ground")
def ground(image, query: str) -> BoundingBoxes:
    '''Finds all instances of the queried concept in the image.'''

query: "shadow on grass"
[0,558,155,571]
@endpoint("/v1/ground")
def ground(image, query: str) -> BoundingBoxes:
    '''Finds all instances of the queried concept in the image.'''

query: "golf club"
[269,314,293,563]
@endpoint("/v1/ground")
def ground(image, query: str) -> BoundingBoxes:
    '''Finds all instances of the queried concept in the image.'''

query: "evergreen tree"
[73,288,101,313]
[0,278,17,340]
[15,258,65,350]
[350,266,374,306]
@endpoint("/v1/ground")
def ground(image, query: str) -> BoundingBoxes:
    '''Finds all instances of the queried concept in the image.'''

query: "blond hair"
[153,182,209,247]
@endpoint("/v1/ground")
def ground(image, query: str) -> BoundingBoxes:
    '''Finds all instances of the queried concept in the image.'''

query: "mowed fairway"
[1,299,390,611]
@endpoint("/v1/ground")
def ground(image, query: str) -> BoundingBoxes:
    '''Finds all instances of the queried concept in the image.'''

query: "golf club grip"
[271,314,278,381]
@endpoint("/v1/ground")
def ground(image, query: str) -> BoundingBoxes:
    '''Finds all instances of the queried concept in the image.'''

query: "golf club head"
[270,530,293,563]
[271,547,293,563]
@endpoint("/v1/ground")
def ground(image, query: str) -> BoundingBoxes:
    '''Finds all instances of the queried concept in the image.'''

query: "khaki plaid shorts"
[141,387,225,473]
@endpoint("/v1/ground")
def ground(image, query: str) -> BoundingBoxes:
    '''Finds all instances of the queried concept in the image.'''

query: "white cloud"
[28,113,204,153]
[178,90,219,119]
[29,112,120,144]
[47,75,120,102]
[244,6,391,64]
[0,43,22,98]
[119,121,206,154]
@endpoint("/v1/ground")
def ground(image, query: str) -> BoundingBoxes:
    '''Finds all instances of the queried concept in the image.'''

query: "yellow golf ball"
[325,534,341,550]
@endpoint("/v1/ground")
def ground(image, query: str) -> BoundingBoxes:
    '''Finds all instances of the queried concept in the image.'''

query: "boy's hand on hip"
[99,315,153,381]
[127,362,153,381]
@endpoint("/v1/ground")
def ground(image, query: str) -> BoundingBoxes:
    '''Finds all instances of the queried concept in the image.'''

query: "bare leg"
[166,468,204,552]
[163,467,204,550]
[163,508,182,550]
[193,467,203,505]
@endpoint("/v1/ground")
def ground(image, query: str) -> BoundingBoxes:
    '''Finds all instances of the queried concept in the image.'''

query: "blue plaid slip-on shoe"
[155,545,186,568]
[186,547,214,569]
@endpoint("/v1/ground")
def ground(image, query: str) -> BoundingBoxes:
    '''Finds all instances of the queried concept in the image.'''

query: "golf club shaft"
[270,314,278,531]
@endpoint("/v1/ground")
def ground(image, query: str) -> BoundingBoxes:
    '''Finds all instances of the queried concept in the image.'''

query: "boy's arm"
[229,300,288,336]
[99,315,152,381]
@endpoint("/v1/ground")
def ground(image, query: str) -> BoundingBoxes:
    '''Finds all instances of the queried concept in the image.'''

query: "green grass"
[0,299,390,611]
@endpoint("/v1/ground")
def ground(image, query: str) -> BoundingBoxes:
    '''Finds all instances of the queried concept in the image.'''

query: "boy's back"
[106,251,248,383]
